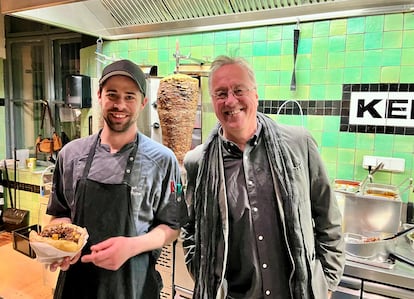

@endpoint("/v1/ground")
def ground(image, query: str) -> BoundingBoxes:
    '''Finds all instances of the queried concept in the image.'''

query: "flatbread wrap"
[29,223,88,252]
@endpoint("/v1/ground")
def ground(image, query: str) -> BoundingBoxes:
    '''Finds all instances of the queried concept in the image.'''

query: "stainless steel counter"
[344,238,414,291]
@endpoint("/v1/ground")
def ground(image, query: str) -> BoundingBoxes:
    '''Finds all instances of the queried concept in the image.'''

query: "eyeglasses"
[212,87,255,100]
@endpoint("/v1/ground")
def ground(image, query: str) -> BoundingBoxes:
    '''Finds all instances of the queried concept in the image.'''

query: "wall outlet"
[363,155,405,173]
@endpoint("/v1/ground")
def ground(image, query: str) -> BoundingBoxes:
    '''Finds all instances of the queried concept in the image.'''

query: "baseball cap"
[99,59,146,96]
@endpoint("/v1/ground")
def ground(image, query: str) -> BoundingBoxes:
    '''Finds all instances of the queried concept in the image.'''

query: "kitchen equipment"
[344,232,396,259]
[340,190,402,236]
[345,226,414,269]
[2,158,30,232]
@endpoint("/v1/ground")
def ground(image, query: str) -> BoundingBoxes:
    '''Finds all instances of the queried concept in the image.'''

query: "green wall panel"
[84,12,414,197]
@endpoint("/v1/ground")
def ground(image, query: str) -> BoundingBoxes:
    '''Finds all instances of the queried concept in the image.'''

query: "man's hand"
[49,251,81,272]
[81,236,133,271]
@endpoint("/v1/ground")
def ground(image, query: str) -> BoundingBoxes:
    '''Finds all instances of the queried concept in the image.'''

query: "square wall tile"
[402,31,414,48]
[321,147,338,163]
[345,51,363,67]
[329,36,346,52]
[346,34,364,51]
[310,84,326,99]
[400,66,414,81]
[394,135,414,153]
[337,148,356,164]
[361,67,380,82]
[365,15,384,32]
[267,41,281,55]
[347,17,365,34]
[313,20,330,37]
[282,24,296,40]
[336,163,355,180]
[383,31,403,49]
[322,131,339,147]
[330,19,347,35]
[404,13,414,30]
[384,14,403,31]
[382,49,402,66]
[298,38,312,54]
[381,66,401,82]
[343,67,362,83]
[363,50,383,67]
[240,28,254,42]
[299,22,314,38]
[253,27,267,41]
[267,26,282,40]
[364,32,383,50]
[355,133,375,150]
[323,116,340,132]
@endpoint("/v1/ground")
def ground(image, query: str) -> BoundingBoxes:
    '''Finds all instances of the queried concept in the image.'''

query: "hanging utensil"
[290,21,300,91]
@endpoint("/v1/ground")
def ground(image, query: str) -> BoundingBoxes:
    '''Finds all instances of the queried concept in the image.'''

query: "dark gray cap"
[99,59,146,96]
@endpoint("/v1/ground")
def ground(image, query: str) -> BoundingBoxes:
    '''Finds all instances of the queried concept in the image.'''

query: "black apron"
[54,133,161,299]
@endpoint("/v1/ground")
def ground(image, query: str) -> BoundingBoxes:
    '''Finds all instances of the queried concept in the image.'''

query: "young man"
[182,56,345,299]
[47,60,183,298]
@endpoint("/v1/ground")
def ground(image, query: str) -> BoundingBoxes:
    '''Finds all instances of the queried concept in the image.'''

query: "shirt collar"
[219,120,262,154]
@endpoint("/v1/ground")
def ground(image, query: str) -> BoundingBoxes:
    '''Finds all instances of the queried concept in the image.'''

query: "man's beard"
[103,112,136,133]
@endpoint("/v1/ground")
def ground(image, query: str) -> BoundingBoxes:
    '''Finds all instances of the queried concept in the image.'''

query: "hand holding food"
[29,223,88,264]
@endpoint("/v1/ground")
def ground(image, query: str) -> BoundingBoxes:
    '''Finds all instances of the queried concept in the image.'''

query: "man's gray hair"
[208,55,257,91]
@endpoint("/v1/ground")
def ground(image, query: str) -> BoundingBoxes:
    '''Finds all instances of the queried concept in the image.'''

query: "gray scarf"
[193,112,311,299]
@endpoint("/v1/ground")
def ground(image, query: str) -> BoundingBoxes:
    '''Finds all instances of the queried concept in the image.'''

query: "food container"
[334,179,360,193]
[344,232,396,259]
[363,183,400,200]
[12,225,41,258]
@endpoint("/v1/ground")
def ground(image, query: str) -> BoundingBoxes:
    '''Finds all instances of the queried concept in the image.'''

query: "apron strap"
[81,130,101,179]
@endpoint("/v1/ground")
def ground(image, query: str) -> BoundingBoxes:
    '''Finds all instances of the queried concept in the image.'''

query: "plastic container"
[13,149,29,169]
[12,225,41,258]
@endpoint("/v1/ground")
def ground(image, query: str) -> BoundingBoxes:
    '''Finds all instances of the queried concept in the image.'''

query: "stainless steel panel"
[338,191,402,235]
[364,281,414,299]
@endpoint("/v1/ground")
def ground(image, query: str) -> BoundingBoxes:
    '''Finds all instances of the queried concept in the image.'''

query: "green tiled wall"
[80,12,414,203]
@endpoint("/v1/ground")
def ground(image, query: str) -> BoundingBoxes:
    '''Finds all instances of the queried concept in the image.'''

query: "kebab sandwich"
[29,222,88,252]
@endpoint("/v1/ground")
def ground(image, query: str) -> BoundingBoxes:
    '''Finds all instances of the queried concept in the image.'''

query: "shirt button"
[258,235,263,241]
[265,290,271,296]
[252,207,258,212]
[248,180,253,186]
[262,263,268,269]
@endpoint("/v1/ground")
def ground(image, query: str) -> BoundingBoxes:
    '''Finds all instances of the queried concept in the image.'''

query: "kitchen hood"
[2,0,414,40]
